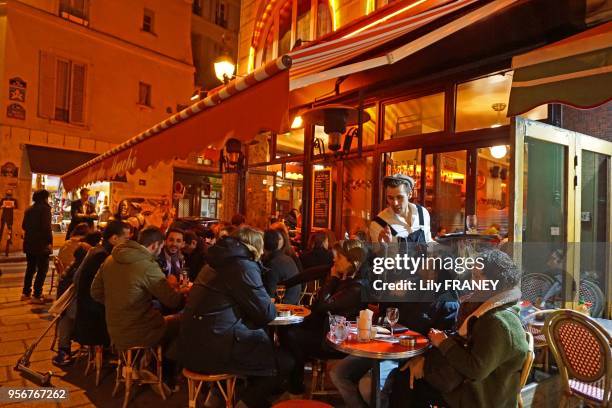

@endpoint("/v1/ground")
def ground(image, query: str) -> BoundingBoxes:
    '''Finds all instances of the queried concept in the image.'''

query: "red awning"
[289,0,516,90]
[62,57,292,191]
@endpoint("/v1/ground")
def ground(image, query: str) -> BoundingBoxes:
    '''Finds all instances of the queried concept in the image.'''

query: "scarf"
[457,287,521,338]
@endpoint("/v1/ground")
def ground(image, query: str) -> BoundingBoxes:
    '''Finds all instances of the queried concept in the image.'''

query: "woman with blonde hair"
[179,226,294,407]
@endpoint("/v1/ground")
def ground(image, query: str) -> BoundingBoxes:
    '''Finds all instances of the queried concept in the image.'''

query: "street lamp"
[219,138,244,173]
[214,53,236,85]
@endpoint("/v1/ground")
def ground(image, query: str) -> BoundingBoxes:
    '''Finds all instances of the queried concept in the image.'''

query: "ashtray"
[398,335,416,347]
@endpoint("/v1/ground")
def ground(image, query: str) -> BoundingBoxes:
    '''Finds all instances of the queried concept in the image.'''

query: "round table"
[326,326,429,407]
[269,304,311,326]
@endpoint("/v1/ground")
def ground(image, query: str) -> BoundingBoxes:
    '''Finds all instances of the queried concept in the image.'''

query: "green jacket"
[426,305,529,408]
[91,240,183,350]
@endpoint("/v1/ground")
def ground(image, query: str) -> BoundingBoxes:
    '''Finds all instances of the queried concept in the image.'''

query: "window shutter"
[70,63,87,124]
[38,51,56,119]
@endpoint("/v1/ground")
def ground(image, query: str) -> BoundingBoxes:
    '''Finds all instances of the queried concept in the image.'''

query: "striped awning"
[508,21,612,116]
[289,0,517,90]
[62,57,292,191]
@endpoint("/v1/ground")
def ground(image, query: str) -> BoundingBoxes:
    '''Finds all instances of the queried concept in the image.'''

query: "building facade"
[0,0,195,249]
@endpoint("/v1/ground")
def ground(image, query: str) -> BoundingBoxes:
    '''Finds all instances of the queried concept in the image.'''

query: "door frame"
[511,117,612,314]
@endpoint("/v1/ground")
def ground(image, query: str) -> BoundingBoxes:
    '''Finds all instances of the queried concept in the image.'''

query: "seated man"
[182,230,206,282]
[389,249,528,408]
[262,229,301,304]
[157,228,185,286]
[57,222,90,269]
[91,226,187,388]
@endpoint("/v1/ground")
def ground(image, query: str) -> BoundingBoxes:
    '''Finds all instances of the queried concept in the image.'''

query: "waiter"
[0,189,18,242]
[369,174,433,245]
[66,188,97,239]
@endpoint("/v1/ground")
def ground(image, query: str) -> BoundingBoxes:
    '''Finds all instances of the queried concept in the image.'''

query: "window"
[59,0,89,24]
[258,0,333,65]
[38,51,87,125]
[383,93,445,139]
[143,9,155,33]
[138,82,152,107]
[455,72,547,132]
[214,0,228,28]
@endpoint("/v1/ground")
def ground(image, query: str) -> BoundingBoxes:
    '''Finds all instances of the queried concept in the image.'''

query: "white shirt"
[368,203,433,243]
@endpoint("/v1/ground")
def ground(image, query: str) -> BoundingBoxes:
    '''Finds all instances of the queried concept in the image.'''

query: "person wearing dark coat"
[282,240,369,394]
[179,228,294,408]
[73,221,130,349]
[182,230,207,282]
[21,189,53,303]
[66,188,98,239]
[299,231,334,270]
[263,229,301,304]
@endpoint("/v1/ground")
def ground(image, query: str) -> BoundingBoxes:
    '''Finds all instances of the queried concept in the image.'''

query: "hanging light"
[490,145,508,159]
[219,138,244,173]
[291,115,303,129]
[490,102,507,128]
[301,104,371,152]
[214,54,236,85]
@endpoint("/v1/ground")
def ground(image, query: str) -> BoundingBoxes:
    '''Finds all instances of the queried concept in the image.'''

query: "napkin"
[358,309,373,330]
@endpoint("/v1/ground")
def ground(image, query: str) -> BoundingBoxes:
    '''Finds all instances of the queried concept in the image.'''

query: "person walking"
[21,189,53,303]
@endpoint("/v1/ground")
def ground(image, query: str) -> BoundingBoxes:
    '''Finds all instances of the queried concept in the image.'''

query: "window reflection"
[342,157,373,239]
[277,129,305,158]
[383,93,445,139]
[476,146,510,237]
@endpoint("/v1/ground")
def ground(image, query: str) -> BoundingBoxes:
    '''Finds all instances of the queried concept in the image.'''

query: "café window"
[257,0,334,65]
[362,106,377,146]
[342,157,373,239]
[276,129,305,158]
[383,92,445,140]
[455,71,548,132]
[476,145,510,236]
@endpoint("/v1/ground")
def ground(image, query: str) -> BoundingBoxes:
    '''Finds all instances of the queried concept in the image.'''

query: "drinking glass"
[276,285,286,304]
[333,320,350,343]
[386,307,399,337]
[466,215,478,234]
[180,268,189,288]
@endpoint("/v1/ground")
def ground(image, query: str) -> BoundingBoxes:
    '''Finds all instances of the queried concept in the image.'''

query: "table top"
[592,318,612,336]
[326,326,429,360]
[269,304,311,326]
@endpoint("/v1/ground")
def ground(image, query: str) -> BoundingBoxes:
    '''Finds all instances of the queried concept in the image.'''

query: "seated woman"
[282,239,370,394]
[389,249,528,408]
[331,262,460,407]
[299,231,334,270]
[263,229,301,304]
[179,227,293,408]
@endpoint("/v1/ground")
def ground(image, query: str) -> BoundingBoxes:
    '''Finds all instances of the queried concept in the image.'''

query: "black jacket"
[74,243,112,346]
[185,245,207,282]
[179,237,277,376]
[263,250,301,305]
[22,202,52,255]
[300,247,334,270]
[57,244,89,298]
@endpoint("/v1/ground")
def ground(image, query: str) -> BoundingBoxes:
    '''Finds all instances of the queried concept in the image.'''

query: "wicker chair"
[543,310,612,407]
[521,273,555,306]
[522,309,557,373]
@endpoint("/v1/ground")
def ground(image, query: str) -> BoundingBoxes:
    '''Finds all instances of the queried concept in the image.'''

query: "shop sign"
[312,168,331,229]
[7,103,25,120]
[0,162,19,178]
[8,77,26,102]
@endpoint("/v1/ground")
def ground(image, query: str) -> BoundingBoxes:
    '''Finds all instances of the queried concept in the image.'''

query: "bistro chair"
[521,273,555,306]
[83,345,104,386]
[112,345,166,408]
[518,331,535,408]
[543,309,612,407]
[273,400,333,408]
[182,368,236,408]
[579,279,605,318]
[522,309,557,373]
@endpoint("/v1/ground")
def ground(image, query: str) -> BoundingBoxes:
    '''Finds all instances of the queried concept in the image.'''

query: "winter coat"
[425,304,529,408]
[74,243,112,346]
[178,237,277,376]
[300,247,334,270]
[22,202,52,255]
[263,250,301,305]
[90,240,183,350]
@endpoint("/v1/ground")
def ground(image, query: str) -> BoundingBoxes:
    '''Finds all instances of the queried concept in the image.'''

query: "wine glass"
[466,215,478,234]
[276,285,286,304]
[386,307,399,337]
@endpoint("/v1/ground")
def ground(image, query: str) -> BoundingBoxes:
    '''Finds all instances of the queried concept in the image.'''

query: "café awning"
[289,0,517,90]
[25,145,98,176]
[62,57,292,191]
[508,21,612,116]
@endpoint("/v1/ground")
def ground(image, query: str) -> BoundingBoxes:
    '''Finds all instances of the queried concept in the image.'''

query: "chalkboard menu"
[312,169,331,229]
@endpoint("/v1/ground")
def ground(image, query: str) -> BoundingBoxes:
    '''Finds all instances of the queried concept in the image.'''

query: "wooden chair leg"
[84,347,92,376]
[155,346,167,400]
[122,351,133,408]
[309,362,319,398]
[95,346,103,386]
[543,347,549,373]
[112,352,123,397]
[227,377,235,408]
[187,378,197,408]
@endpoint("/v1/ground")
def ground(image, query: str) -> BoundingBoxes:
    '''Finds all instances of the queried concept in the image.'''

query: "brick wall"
[561,102,612,142]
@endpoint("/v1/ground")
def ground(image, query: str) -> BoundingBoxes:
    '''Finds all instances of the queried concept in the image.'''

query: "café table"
[326,325,429,408]
[591,317,612,337]
[269,304,311,326]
